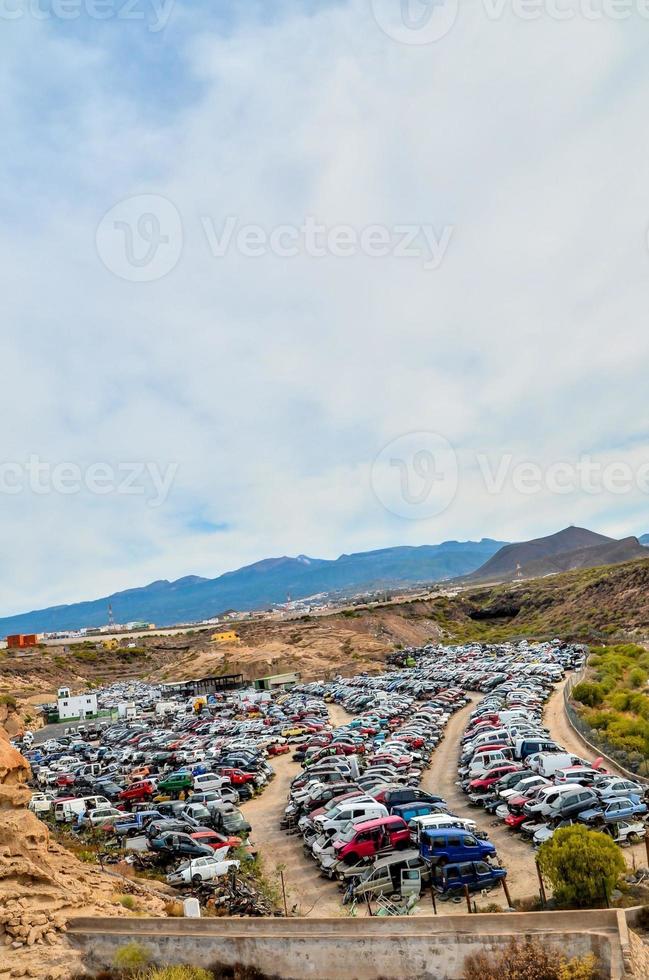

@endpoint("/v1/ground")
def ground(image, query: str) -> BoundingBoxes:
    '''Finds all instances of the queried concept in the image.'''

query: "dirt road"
[242,704,354,917]
[544,678,626,775]
[420,698,541,909]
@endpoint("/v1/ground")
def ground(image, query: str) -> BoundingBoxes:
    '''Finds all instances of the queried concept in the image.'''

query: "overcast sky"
[2,0,649,615]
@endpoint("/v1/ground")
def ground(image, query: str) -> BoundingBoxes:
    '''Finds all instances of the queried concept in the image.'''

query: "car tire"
[629,833,641,844]
[192,875,202,885]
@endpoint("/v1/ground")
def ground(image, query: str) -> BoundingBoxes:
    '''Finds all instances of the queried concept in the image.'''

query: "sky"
[2,0,649,615]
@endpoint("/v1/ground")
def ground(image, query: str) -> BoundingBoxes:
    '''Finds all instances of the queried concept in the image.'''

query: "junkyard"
[16,640,649,927]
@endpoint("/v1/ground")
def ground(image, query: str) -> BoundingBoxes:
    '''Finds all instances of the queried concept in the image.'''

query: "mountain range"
[2,527,648,637]
[0,539,506,635]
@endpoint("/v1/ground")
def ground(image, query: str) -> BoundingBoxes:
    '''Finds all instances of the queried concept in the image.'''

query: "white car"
[166,856,240,886]
[597,778,644,800]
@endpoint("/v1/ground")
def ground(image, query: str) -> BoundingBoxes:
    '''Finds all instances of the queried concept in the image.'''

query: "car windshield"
[339,824,357,842]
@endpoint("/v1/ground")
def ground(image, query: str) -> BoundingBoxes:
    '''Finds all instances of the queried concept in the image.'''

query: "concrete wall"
[68,910,626,979]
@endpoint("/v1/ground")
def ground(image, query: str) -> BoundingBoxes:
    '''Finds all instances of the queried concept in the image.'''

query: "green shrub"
[118,894,138,911]
[112,941,151,974]
[629,667,648,688]
[537,825,625,908]
[572,682,604,707]
[0,694,17,708]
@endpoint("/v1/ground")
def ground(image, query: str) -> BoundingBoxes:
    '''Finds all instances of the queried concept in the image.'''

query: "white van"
[54,795,111,822]
[467,749,513,779]
[463,729,510,753]
[408,813,478,844]
[192,773,230,793]
[527,752,573,779]
[29,792,54,814]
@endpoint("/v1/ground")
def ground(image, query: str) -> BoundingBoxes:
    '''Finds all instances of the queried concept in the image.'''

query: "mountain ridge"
[0,539,506,635]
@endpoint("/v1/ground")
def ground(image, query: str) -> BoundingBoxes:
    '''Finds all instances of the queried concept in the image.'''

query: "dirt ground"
[242,704,353,917]
[420,697,540,911]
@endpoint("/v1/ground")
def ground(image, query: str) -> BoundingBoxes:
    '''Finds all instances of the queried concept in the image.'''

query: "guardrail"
[563,667,649,787]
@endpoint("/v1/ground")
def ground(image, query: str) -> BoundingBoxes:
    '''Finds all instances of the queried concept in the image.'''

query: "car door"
[606,800,625,820]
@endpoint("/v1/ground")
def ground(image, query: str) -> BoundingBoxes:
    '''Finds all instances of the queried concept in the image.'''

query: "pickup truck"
[109,810,162,837]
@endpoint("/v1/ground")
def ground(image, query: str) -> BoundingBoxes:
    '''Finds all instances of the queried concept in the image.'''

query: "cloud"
[0,1,648,614]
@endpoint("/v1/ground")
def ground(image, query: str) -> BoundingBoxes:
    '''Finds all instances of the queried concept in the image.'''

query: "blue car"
[579,796,648,824]
[432,860,507,896]
[419,828,496,865]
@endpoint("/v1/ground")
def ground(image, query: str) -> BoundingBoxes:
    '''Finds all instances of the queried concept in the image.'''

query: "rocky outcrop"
[0,723,164,978]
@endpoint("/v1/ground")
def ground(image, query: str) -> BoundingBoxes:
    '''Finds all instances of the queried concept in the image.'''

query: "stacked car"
[457,667,648,849]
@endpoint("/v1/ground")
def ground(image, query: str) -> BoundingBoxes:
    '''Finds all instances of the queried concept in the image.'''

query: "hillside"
[0,539,505,635]
[468,526,645,582]
[3,556,649,717]
[438,556,649,643]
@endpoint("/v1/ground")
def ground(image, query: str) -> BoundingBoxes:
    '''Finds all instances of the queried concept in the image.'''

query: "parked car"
[332,816,410,865]
[578,796,647,824]
[149,831,214,859]
[431,860,507,897]
[419,828,497,866]
[157,772,194,795]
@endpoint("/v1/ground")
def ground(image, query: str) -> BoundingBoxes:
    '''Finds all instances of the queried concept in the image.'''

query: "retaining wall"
[68,910,627,979]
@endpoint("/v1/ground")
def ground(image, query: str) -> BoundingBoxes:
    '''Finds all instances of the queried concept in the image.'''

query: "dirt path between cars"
[544,678,626,775]
[242,704,354,917]
[420,697,542,910]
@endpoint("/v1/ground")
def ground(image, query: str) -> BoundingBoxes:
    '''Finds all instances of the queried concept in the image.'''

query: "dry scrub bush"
[462,938,600,980]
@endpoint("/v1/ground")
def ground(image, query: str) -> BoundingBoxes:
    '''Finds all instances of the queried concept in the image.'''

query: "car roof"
[351,815,405,832]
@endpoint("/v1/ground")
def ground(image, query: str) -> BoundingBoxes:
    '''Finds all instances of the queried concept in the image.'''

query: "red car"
[333,816,410,865]
[504,813,528,829]
[118,780,156,803]
[468,766,520,792]
[267,744,290,756]
[217,767,255,786]
[191,830,241,851]
[56,773,76,788]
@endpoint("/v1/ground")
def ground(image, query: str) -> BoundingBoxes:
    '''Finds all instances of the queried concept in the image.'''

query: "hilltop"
[468,526,647,583]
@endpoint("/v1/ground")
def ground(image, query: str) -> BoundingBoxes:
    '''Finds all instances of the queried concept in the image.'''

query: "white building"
[57,687,98,720]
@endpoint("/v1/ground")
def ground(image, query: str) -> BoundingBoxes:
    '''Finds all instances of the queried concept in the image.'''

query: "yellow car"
[281,726,308,738]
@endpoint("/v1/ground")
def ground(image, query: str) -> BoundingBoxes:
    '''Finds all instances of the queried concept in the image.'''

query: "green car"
[157,772,193,794]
